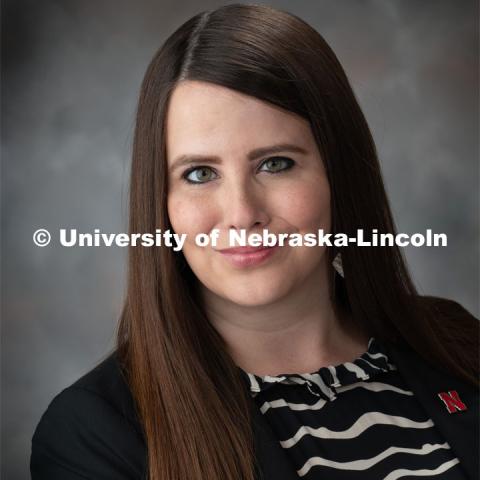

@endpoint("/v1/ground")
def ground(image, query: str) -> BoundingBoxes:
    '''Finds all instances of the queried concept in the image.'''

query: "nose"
[223,179,270,233]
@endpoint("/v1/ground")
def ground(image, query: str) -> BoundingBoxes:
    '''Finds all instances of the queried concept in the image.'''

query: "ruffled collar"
[238,337,395,401]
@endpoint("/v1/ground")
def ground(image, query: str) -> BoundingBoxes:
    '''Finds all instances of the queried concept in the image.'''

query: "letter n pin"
[437,390,467,413]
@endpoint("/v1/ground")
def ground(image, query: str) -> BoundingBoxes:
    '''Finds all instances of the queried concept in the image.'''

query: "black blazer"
[30,334,479,479]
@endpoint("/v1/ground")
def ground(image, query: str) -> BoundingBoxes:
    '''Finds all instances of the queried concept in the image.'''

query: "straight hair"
[116,4,479,479]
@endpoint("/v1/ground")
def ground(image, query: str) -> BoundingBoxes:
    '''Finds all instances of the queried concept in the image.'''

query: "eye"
[182,166,218,184]
[258,156,295,173]
[181,156,295,185]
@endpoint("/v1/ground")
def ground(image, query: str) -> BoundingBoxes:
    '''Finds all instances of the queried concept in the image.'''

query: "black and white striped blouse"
[239,337,467,479]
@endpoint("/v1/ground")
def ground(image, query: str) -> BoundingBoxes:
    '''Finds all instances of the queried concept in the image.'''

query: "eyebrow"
[169,143,309,172]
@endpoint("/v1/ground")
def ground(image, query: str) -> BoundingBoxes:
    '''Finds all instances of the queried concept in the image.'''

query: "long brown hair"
[116,4,479,479]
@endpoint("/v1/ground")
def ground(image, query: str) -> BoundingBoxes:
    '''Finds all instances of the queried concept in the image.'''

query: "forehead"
[165,80,314,161]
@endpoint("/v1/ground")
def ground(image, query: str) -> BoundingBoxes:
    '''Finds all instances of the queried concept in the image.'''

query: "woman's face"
[166,80,331,307]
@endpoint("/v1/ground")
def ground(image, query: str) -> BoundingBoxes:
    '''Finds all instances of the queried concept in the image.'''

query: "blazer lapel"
[251,403,299,480]
[384,341,479,480]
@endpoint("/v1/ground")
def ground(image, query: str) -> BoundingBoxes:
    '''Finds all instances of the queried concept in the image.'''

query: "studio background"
[2,1,478,478]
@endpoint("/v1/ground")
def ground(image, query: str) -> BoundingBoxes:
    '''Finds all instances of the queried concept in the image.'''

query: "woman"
[30,4,479,480]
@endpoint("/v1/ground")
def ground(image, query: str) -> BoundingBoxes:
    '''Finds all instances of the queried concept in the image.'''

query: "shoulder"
[417,294,479,348]
[64,350,141,428]
[30,351,147,479]
[387,294,478,388]
[417,294,478,321]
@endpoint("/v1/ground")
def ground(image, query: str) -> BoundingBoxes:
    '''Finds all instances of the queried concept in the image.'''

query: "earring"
[332,252,344,278]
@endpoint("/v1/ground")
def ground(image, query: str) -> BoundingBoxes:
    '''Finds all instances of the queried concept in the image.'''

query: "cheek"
[167,194,217,282]
[279,179,331,232]
[167,194,216,239]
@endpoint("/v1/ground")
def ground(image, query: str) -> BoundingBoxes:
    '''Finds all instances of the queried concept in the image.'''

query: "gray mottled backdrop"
[2,1,478,478]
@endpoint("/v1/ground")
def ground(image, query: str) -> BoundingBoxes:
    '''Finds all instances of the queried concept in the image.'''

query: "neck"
[202,265,370,376]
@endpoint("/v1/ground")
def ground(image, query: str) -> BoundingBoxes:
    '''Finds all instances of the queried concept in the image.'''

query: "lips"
[218,245,279,268]
[218,246,272,254]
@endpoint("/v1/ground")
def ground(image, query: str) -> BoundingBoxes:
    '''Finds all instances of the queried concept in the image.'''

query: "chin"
[220,283,290,308]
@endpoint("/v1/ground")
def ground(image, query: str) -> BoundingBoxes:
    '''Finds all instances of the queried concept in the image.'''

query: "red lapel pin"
[437,390,467,413]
